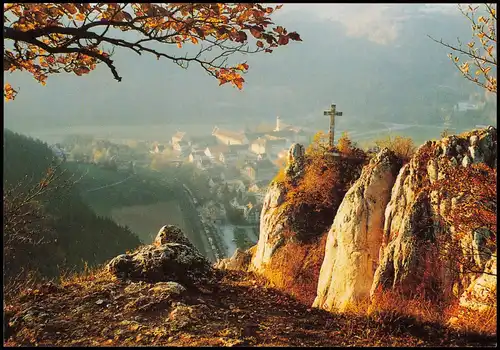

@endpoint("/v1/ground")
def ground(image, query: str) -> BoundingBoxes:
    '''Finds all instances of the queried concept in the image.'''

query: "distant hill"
[3,129,141,281]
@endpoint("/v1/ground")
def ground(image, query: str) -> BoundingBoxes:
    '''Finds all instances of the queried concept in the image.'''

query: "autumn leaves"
[4,3,302,101]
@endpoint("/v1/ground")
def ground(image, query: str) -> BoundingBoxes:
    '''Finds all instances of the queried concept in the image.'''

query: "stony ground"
[3,269,497,347]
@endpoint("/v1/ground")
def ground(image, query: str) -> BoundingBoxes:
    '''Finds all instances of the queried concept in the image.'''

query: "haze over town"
[5,3,496,145]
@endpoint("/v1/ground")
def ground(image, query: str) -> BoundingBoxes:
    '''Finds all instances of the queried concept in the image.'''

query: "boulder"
[285,143,306,182]
[155,225,197,250]
[107,225,214,287]
[313,148,402,312]
[214,248,252,272]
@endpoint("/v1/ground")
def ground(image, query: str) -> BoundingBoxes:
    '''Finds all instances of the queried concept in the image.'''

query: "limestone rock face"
[371,127,497,311]
[107,225,214,287]
[250,181,289,272]
[214,248,252,272]
[460,254,497,312]
[313,148,402,312]
[251,143,309,272]
[285,143,305,182]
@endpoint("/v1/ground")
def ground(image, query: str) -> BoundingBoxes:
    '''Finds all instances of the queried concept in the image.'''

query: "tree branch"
[427,35,497,65]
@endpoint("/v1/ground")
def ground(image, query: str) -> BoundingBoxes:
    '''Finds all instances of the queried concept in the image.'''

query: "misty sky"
[4,3,488,137]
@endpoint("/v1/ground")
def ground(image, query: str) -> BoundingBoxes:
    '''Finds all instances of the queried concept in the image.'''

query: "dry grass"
[368,289,444,324]
[5,268,496,347]
[110,201,189,245]
[367,288,497,337]
[3,269,42,304]
[260,234,328,305]
[444,302,497,336]
[246,244,257,258]
[374,135,416,163]
[59,261,110,287]
[271,166,286,185]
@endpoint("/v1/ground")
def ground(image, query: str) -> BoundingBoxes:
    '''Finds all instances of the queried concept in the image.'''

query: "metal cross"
[323,103,343,148]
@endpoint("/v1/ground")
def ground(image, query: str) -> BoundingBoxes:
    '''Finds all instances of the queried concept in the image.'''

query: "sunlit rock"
[313,148,401,312]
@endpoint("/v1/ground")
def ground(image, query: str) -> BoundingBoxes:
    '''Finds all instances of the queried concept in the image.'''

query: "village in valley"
[51,115,315,258]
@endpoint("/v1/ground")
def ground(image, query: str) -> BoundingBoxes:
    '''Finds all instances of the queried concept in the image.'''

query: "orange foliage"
[281,132,366,237]
[337,131,353,155]
[429,159,497,281]
[369,287,497,336]
[306,131,329,157]
[431,4,497,93]
[444,302,497,336]
[432,161,497,237]
[369,287,448,325]
[4,3,301,100]
[271,163,286,184]
[374,135,416,164]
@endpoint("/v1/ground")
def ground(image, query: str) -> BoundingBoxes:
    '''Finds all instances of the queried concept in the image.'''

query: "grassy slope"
[66,163,209,255]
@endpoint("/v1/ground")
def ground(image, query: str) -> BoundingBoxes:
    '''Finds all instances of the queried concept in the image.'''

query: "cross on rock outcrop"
[323,103,343,149]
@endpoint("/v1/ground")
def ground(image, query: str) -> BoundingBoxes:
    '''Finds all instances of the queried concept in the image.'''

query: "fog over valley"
[5,3,495,144]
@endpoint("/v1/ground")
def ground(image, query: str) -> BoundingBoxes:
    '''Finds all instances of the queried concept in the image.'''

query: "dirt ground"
[4,270,496,347]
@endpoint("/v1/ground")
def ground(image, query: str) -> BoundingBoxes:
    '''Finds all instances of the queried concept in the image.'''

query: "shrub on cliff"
[374,135,416,164]
[278,131,367,240]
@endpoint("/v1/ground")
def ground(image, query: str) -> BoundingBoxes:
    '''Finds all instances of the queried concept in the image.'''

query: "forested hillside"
[3,129,141,288]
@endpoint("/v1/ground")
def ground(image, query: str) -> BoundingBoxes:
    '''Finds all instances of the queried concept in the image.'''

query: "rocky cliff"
[4,125,498,346]
[250,144,364,305]
[371,127,497,312]
[250,181,289,272]
[7,224,495,346]
[253,127,496,321]
[313,148,402,312]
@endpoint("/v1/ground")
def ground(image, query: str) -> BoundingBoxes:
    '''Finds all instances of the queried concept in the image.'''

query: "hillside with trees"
[3,129,141,293]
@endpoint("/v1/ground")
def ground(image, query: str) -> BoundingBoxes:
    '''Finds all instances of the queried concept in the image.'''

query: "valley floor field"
[110,201,195,246]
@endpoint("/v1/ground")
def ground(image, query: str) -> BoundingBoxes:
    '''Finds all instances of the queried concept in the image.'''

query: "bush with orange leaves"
[430,159,497,314]
[279,131,366,240]
[374,135,416,164]
[432,160,496,239]
[263,132,365,304]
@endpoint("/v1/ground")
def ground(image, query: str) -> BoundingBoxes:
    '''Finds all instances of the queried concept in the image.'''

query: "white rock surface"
[250,181,288,272]
[313,148,401,312]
